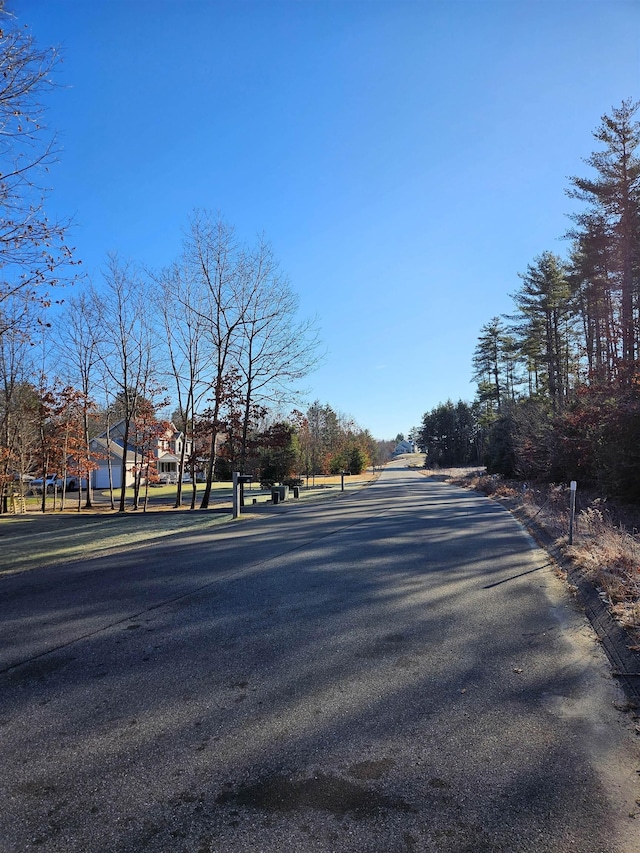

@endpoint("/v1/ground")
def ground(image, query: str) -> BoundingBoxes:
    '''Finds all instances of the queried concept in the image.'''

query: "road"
[1,463,639,852]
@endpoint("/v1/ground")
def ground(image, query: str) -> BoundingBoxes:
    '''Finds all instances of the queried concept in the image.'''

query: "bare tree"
[95,356,117,510]
[182,211,247,510]
[95,255,154,512]
[0,9,74,338]
[0,297,38,511]
[234,237,321,473]
[154,261,212,508]
[58,290,101,507]
[153,212,322,508]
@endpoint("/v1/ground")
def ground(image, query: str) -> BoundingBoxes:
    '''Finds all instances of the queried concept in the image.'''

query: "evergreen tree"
[472,317,511,413]
[567,215,620,383]
[510,252,574,411]
[258,421,298,486]
[567,99,640,372]
[419,400,481,467]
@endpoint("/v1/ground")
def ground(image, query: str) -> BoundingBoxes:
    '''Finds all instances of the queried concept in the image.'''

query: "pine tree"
[567,214,620,382]
[567,99,640,372]
[472,317,510,413]
[511,252,574,411]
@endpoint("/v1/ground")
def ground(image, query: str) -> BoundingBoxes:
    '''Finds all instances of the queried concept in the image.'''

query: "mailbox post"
[232,472,252,518]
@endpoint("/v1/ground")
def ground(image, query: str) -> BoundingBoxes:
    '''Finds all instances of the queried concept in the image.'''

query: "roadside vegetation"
[429,466,640,643]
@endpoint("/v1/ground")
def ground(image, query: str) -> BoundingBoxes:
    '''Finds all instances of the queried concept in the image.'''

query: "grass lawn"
[0,509,233,577]
[15,480,231,513]
[1,471,378,576]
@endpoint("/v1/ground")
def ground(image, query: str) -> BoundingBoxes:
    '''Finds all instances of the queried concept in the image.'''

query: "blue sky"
[18,0,639,439]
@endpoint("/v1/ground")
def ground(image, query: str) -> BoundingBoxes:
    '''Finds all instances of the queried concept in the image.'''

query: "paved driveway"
[1,464,639,852]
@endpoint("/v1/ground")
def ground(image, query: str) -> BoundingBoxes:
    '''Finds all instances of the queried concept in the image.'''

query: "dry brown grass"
[443,469,640,639]
[568,506,640,634]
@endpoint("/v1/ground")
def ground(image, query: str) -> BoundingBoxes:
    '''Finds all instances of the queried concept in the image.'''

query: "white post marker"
[569,480,577,545]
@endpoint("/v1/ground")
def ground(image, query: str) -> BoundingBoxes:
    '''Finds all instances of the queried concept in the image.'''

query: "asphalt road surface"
[2,463,640,852]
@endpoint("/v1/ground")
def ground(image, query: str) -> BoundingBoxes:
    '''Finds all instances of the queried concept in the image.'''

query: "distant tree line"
[419,99,640,500]
[254,401,386,489]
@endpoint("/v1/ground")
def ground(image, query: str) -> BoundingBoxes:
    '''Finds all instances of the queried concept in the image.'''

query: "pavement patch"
[215,771,415,818]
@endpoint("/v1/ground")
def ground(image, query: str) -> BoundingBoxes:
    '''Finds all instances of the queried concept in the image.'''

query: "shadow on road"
[0,470,635,852]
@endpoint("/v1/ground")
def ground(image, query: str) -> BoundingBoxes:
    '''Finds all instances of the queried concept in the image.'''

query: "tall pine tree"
[567,99,640,374]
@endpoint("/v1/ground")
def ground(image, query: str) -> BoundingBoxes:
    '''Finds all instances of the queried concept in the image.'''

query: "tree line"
[0,11,389,513]
[419,99,640,500]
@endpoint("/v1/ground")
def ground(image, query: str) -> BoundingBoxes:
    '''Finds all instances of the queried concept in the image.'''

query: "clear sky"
[16,0,639,440]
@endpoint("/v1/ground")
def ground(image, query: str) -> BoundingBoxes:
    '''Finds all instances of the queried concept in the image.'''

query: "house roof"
[95,421,188,452]
[89,437,137,463]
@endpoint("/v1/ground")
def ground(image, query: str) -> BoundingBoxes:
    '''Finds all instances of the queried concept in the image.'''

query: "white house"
[87,420,193,489]
[154,426,193,484]
[87,434,137,489]
[393,439,417,455]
